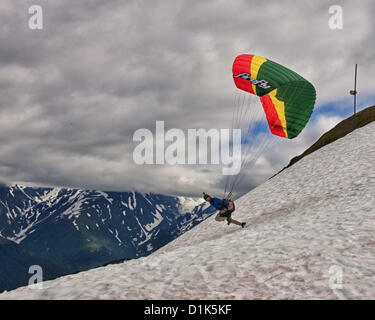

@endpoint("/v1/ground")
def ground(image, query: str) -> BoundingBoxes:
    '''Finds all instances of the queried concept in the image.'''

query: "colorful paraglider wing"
[232,54,316,139]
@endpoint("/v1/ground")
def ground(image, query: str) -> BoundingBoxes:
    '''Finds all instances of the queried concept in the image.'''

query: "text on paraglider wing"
[233,73,271,89]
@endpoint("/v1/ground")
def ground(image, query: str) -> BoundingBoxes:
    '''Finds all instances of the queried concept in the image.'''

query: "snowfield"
[1,122,375,300]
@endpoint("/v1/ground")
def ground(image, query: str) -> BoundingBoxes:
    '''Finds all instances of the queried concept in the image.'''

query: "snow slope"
[1,122,375,299]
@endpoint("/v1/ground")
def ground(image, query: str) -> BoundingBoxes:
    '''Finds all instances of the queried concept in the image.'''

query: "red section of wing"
[260,94,286,138]
[232,54,255,94]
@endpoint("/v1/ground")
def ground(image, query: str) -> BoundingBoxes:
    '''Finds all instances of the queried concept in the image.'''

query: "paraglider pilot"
[203,193,246,228]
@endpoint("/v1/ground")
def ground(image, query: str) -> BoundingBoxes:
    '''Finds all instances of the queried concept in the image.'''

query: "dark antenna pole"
[350,64,358,114]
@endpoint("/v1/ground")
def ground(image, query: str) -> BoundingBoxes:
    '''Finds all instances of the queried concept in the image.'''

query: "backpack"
[223,199,235,212]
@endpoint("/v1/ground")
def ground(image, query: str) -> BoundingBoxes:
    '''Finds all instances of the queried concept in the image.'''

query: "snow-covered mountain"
[0,187,215,292]
[1,121,375,299]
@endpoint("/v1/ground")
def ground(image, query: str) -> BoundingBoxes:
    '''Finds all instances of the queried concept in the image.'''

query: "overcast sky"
[0,0,374,198]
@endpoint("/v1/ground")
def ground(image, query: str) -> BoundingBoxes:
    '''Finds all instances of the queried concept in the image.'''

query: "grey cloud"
[0,0,374,197]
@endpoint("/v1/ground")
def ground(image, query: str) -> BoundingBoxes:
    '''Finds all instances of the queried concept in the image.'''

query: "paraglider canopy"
[232,54,316,139]
[222,54,317,200]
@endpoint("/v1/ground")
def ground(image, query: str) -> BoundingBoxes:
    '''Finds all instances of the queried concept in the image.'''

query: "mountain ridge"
[0,186,215,292]
[273,105,375,177]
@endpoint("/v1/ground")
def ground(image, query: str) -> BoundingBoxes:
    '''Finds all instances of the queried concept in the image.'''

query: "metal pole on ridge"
[350,64,358,114]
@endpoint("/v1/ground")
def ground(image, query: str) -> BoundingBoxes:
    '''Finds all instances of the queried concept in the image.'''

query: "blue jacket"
[209,197,230,210]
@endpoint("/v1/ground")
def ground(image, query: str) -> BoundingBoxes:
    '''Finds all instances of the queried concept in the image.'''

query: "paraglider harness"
[219,199,235,225]
[219,198,235,219]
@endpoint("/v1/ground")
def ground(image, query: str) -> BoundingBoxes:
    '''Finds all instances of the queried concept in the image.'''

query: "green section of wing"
[257,60,316,139]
